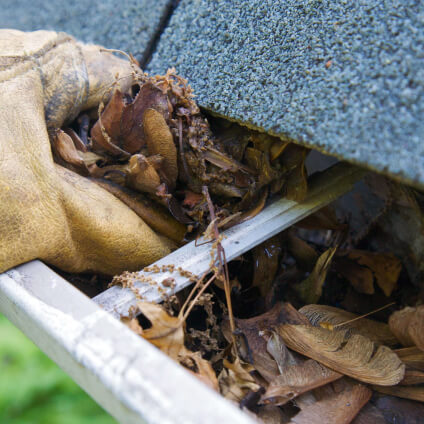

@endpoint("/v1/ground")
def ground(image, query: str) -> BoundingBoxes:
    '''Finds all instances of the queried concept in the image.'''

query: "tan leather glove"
[0,29,173,275]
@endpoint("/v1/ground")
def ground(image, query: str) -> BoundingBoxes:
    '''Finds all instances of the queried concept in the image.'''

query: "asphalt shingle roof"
[148,0,424,188]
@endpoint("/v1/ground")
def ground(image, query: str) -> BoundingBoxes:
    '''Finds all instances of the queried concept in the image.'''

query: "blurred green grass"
[0,314,117,424]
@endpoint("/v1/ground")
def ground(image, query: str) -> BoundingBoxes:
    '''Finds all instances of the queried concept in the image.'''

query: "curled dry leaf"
[289,382,372,424]
[218,358,261,403]
[144,108,178,190]
[300,304,399,347]
[262,360,342,406]
[52,129,87,173]
[277,324,405,385]
[135,302,218,390]
[295,247,337,304]
[126,153,161,194]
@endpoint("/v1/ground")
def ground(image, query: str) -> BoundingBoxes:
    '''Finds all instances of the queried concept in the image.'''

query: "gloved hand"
[0,30,173,275]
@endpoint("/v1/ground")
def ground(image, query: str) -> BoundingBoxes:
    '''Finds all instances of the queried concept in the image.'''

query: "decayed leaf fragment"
[262,359,342,406]
[276,324,405,385]
[218,358,261,403]
[289,382,372,424]
[300,304,398,347]
[134,302,218,390]
[295,247,337,304]
[389,305,424,351]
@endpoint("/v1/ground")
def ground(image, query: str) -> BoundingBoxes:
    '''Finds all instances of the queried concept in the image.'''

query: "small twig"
[202,186,236,341]
[178,270,209,319]
[331,302,396,329]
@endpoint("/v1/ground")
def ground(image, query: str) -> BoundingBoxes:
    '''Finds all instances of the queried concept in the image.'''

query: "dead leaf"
[334,256,375,295]
[389,306,424,350]
[295,247,337,304]
[348,250,401,297]
[296,205,343,230]
[277,324,405,385]
[120,82,169,153]
[300,304,399,347]
[257,404,292,424]
[218,358,261,402]
[136,302,218,390]
[262,360,342,406]
[372,385,424,403]
[52,129,87,173]
[144,108,178,190]
[286,231,318,271]
[252,235,282,296]
[126,153,161,194]
[289,383,371,424]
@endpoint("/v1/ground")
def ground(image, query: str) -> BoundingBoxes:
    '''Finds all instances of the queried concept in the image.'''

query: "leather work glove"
[0,29,173,275]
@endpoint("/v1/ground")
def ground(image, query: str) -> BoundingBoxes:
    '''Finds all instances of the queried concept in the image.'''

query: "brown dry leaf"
[372,384,424,402]
[52,129,87,173]
[289,382,372,424]
[136,302,218,390]
[300,304,399,347]
[91,88,130,157]
[251,235,282,296]
[389,306,424,350]
[126,153,161,194]
[257,405,292,424]
[334,256,375,295]
[262,360,342,406]
[266,331,297,373]
[218,358,261,403]
[348,250,402,297]
[295,247,337,304]
[395,346,424,371]
[277,324,405,385]
[120,82,169,153]
[223,303,308,382]
[144,108,178,190]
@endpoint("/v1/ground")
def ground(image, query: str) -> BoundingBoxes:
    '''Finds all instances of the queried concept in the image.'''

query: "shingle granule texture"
[0,0,171,61]
[149,0,424,188]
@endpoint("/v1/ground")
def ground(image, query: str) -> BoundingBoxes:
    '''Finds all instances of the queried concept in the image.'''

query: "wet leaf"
[262,360,342,406]
[389,306,424,351]
[143,108,178,190]
[277,324,405,385]
[251,235,282,296]
[290,382,371,424]
[295,247,337,304]
[300,304,398,347]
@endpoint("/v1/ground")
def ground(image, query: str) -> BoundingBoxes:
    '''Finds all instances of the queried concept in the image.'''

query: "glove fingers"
[52,165,173,275]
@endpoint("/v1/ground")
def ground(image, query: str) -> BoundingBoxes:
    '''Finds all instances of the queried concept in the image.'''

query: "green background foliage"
[0,315,116,424]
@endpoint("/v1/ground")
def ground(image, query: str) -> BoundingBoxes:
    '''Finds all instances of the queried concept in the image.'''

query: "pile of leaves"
[54,67,309,243]
[120,183,424,424]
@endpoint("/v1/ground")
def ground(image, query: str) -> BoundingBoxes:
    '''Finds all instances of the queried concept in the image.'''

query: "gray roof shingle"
[148,0,424,188]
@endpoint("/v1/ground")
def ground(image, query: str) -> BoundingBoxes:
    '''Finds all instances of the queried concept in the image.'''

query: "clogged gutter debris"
[57,64,424,422]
